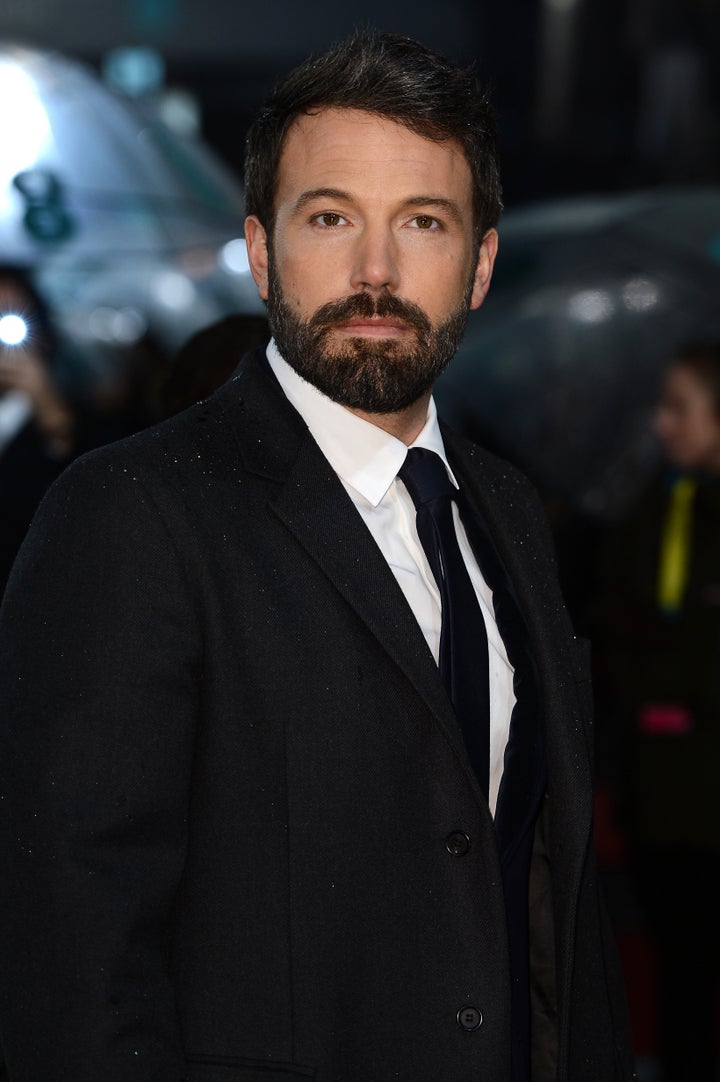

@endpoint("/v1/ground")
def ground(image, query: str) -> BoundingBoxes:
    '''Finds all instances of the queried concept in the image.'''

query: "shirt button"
[457,1006,483,1031]
[445,831,471,857]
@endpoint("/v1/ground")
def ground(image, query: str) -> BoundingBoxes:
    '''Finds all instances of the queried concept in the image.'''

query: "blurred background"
[0,2,719,1078]
[1,0,718,516]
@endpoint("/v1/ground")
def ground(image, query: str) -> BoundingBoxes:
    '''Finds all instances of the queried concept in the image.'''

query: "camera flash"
[0,314,29,347]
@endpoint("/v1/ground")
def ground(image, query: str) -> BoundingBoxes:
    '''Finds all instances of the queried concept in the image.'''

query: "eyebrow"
[292,188,465,225]
[403,196,464,225]
[292,188,352,215]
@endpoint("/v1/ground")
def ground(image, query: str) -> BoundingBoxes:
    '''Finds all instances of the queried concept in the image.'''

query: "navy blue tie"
[398,448,490,799]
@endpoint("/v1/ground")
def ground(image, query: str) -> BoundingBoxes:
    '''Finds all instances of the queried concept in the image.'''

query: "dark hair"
[244,30,502,241]
[671,341,720,417]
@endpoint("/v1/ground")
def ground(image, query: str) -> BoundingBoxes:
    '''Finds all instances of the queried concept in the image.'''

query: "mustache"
[308,292,431,337]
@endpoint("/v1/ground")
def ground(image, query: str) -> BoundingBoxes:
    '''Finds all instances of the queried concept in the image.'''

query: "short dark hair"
[671,341,720,417]
[244,30,502,240]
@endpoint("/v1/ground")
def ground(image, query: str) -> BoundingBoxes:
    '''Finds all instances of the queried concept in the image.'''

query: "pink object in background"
[638,703,694,734]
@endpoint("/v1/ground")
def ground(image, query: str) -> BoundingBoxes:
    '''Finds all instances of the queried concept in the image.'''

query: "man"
[0,32,634,1082]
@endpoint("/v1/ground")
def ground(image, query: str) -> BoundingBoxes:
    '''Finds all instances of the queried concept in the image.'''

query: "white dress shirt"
[267,340,515,815]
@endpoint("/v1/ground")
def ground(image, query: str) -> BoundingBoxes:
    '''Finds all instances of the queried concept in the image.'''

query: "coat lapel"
[442,426,594,851]
[224,352,483,798]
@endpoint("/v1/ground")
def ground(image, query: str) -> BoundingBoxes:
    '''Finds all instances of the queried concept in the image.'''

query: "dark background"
[1,0,718,208]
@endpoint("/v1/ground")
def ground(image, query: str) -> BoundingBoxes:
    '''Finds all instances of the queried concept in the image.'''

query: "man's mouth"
[332,316,411,339]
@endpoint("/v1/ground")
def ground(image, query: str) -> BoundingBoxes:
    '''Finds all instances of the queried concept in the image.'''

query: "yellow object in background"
[657,476,698,614]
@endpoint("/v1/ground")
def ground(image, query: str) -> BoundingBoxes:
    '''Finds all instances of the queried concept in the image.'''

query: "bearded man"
[0,31,635,1082]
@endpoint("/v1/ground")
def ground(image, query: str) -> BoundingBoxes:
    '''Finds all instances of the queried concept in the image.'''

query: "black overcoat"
[0,350,634,1082]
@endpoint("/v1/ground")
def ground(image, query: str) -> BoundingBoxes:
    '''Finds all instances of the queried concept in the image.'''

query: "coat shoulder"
[441,423,554,545]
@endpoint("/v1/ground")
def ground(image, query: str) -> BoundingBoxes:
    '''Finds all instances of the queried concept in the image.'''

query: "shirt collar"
[266,339,458,507]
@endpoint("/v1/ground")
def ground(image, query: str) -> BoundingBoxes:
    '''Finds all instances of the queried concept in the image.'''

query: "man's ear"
[245,216,269,300]
[469,228,499,311]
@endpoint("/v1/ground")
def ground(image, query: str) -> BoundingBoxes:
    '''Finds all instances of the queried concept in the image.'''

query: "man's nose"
[349,225,400,293]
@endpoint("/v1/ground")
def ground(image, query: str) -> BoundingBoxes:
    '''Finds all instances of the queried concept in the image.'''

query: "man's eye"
[314,212,346,227]
[411,215,439,230]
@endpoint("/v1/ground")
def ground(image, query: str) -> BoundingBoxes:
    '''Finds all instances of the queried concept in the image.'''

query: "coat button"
[446,831,471,857]
[457,1006,483,1031]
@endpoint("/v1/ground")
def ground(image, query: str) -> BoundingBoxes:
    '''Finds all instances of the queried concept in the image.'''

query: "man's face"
[245,107,497,414]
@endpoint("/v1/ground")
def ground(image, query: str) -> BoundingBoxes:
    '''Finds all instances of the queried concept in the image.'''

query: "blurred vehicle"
[436,187,720,520]
[0,41,263,409]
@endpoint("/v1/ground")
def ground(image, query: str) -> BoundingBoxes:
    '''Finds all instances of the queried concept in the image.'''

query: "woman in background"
[599,341,720,1081]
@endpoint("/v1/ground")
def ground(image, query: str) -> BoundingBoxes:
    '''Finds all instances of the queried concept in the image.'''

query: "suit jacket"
[0,349,634,1082]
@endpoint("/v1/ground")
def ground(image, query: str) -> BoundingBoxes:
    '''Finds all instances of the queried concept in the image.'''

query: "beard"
[266,254,474,414]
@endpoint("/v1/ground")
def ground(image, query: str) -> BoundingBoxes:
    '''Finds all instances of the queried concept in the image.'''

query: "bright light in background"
[219,239,250,275]
[87,306,147,344]
[622,276,660,313]
[153,270,196,309]
[568,289,615,324]
[0,314,29,346]
[157,90,201,138]
[0,62,51,187]
[102,47,166,98]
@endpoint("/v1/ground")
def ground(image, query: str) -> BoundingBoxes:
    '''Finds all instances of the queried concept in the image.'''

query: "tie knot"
[398,447,456,509]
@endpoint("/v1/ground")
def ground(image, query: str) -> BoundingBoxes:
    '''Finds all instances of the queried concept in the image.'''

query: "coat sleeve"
[0,449,201,1081]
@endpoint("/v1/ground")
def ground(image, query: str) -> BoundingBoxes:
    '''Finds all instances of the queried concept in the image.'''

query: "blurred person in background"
[157,313,269,418]
[0,263,216,599]
[0,264,78,598]
[597,341,720,1082]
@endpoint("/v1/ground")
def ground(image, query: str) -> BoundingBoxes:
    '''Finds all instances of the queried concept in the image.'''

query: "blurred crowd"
[0,262,268,599]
